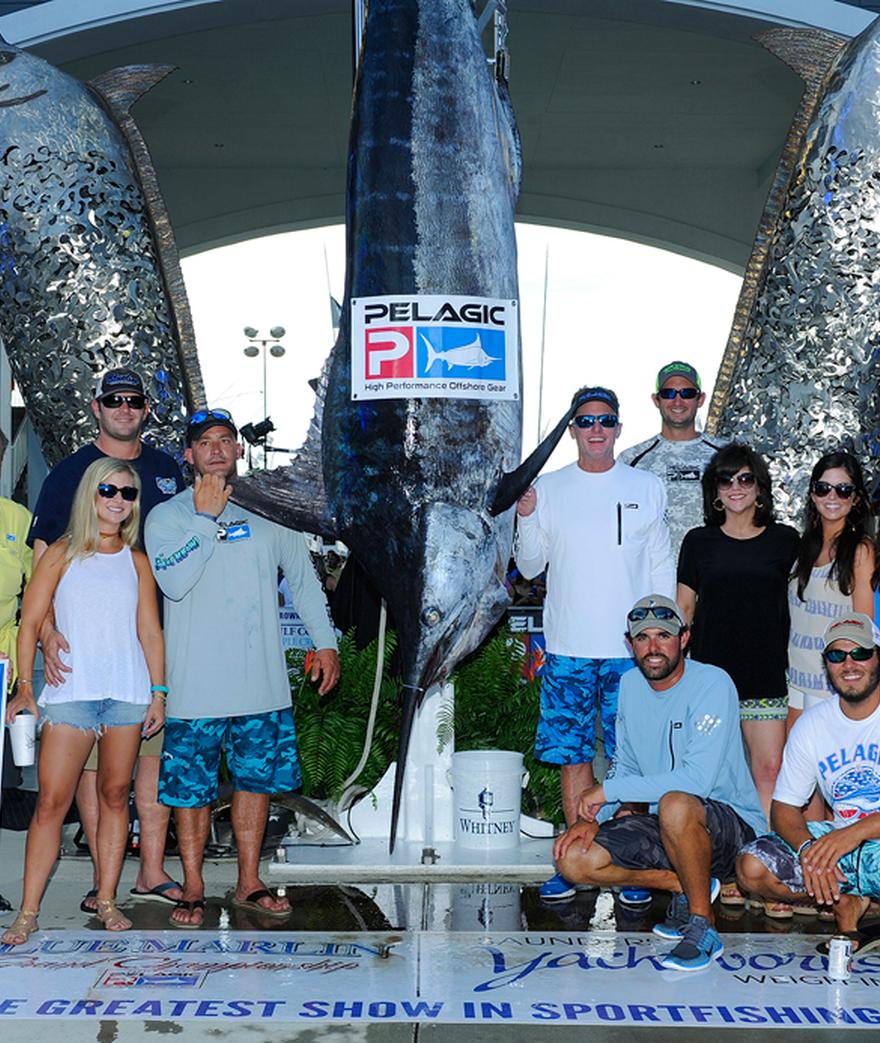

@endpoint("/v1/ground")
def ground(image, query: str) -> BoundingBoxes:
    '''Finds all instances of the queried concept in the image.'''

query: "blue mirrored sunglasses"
[657,387,699,400]
[188,408,233,427]
[573,414,618,429]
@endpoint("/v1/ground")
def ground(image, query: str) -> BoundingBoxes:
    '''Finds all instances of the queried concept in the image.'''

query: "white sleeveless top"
[786,562,851,711]
[38,546,151,705]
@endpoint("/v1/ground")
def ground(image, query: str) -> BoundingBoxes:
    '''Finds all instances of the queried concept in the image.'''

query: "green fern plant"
[288,629,400,801]
[289,625,563,825]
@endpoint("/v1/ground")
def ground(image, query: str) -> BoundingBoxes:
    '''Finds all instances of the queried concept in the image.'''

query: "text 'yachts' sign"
[351,295,519,401]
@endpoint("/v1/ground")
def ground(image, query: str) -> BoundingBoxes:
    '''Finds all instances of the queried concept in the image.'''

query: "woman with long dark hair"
[788,451,876,724]
[677,443,799,821]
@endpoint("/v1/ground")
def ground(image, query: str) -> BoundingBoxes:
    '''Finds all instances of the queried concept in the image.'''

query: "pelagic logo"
[352,294,518,402]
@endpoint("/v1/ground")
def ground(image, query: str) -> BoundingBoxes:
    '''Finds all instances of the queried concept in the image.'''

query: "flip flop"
[169,899,205,930]
[79,888,98,914]
[230,888,290,918]
[129,881,183,905]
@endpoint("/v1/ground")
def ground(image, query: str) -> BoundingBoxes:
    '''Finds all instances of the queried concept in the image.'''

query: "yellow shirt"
[0,497,32,679]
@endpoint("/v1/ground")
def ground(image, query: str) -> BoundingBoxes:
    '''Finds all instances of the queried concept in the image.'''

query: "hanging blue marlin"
[0,36,204,465]
[233,0,571,850]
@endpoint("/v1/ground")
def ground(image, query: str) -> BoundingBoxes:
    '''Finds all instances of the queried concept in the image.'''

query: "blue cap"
[572,386,619,413]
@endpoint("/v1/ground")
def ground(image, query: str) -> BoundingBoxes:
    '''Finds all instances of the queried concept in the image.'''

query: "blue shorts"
[40,698,147,735]
[740,822,880,897]
[535,654,636,765]
[158,707,301,807]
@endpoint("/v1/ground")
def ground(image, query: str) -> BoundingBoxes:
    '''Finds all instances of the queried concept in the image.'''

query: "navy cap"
[95,367,145,399]
[571,386,620,414]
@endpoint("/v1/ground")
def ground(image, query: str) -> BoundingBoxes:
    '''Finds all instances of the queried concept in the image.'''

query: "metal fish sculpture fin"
[710,16,880,516]
[232,348,336,539]
[707,27,846,435]
[489,403,576,516]
[88,65,205,410]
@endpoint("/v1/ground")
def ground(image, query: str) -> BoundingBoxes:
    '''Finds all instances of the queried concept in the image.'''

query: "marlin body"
[713,18,880,509]
[0,37,204,465]
[233,0,571,850]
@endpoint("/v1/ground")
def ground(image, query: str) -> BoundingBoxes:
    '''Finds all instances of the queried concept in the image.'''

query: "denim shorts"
[159,707,301,807]
[40,698,147,735]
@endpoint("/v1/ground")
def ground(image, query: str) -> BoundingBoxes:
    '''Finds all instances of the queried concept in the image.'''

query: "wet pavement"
[1,812,876,1039]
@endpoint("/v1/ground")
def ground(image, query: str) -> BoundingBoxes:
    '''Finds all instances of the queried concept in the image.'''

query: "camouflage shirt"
[619,434,723,562]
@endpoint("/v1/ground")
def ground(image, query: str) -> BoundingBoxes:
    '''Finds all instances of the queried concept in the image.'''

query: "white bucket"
[449,750,527,849]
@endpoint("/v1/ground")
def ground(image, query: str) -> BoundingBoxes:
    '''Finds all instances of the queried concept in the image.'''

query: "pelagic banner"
[351,295,519,401]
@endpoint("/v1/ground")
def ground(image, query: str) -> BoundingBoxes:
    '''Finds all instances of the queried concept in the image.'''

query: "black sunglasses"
[627,605,680,623]
[823,646,875,664]
[657,387,699,400]
[573,414,618,429]
[97,483,138,502]
[189,408,233,427]
[812,481,856,500]
[717,472,756,489]
[101,394,146,410]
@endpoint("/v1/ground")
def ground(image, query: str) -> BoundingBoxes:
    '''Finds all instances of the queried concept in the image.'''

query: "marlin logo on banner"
[351,294,519,401]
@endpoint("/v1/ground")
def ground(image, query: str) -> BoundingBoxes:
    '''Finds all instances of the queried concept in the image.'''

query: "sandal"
[720,882,745,906]
[95,899,131,932]
[169,899,205,930]
[1,909,38,946]
[751,898,793,919]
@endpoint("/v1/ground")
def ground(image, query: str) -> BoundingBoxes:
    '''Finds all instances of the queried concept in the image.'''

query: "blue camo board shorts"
[740,821,880,897]
[535,653,636,765]
[158,707,301,807]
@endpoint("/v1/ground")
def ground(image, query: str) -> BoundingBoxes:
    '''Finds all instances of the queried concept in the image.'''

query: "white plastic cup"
[9,713,36,766]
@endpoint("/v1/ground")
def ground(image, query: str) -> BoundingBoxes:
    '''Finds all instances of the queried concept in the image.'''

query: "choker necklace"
[99,532,119,539]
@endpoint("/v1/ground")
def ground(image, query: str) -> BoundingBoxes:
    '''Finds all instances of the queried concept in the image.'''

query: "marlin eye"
[421,607,441,627]
[0,53,16,66]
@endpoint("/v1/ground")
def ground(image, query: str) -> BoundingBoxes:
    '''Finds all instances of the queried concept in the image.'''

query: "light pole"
[243,325,286,419]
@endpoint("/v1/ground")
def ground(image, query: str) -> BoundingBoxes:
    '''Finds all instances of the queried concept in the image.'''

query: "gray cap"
[823,613,878,651]
[626,594,684,638]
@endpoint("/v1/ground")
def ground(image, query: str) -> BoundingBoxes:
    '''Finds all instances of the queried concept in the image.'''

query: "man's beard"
[830,658,880,705]
[636,645,682,681]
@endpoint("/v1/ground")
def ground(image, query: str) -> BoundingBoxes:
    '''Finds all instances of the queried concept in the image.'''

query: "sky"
[181,225,742,474]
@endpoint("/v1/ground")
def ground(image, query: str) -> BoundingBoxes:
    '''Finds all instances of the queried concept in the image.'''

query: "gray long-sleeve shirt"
[145,489,337,719]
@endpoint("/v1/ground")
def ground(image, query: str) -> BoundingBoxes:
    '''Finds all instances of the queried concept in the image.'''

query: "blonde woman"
[1,458,165,944]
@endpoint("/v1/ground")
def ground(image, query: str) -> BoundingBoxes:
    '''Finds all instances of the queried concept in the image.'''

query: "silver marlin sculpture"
[233,0,569,850]
[710,18,880,513]
[0,37,204,466]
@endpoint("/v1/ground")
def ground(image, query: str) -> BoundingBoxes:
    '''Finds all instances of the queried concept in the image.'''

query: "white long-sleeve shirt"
[515,461,674,658]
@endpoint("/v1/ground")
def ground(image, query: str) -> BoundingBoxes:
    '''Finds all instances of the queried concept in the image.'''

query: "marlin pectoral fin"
[231,454,335,540]
[271,792,355,844]
[488,403,575,516]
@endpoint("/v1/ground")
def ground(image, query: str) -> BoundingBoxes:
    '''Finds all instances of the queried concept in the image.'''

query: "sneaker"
[618,887,652,906]
[653,878,721,940]
[539,872,576,901]
[659,914,724,972]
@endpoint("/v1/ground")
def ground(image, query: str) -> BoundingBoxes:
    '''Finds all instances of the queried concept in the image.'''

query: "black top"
[677,522,800,700]
[28,442,185,549]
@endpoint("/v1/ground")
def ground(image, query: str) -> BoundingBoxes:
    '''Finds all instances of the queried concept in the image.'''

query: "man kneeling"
[554,595,765,971]
[737,614,880,953]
